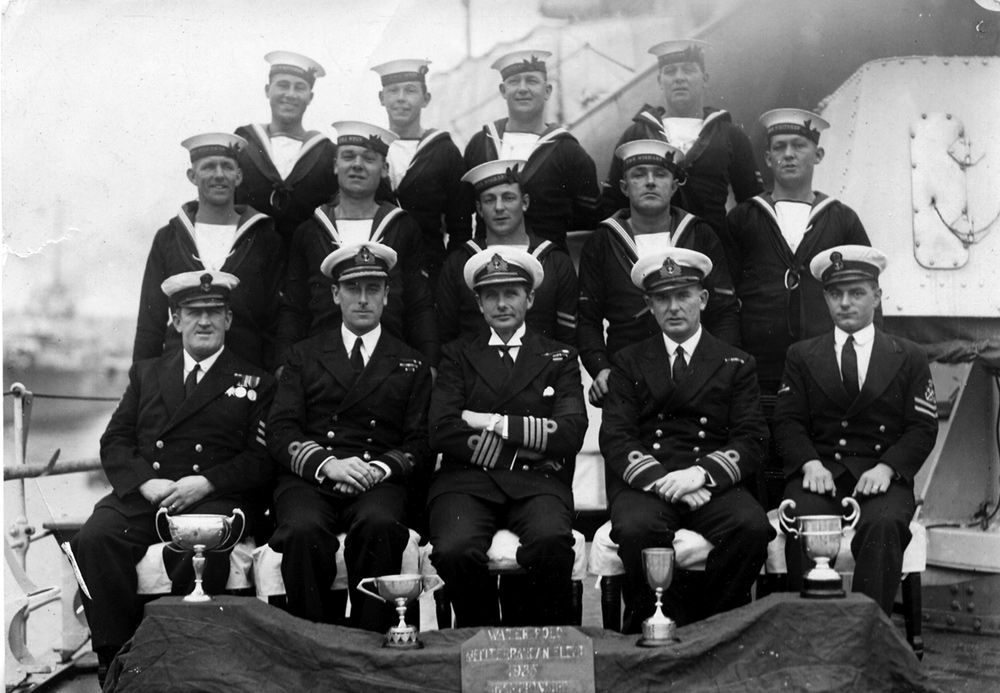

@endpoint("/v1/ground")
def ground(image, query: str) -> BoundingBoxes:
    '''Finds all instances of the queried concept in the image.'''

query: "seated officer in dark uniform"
[267,242,432,631]
[774,245,938,616]
[428,246,588,627]
[600,248,772,632]
[72,271,276,683]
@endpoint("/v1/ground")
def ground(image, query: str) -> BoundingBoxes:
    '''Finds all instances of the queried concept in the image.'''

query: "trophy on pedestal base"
[358,574,444,649]
[155,507,245,602]
[778,496,861,599]
[637,547,677,647]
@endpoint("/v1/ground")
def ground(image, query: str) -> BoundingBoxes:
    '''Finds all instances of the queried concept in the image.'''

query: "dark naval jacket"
[774,329,938,482]
[98,348,276,518]
[429,330,588,507]
[391,129,472,280]
[600,330,768,503]
[267,329,432,501]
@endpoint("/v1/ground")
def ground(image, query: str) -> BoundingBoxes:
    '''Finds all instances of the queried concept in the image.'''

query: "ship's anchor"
[930,133,1000,248]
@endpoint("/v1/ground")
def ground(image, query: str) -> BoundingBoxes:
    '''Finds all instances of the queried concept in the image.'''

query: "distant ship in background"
[3,209,131,427]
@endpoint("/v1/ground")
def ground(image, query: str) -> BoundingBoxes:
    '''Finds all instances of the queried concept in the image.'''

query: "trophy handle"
[841,496,861,531]
[155,507,172,544]
[421,574,444,595]
[356,578,386,603]
[777,499,799,537]
[216,508,246,552]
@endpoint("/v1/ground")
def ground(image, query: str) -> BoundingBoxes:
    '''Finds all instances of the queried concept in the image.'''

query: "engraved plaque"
[461,626,595,693]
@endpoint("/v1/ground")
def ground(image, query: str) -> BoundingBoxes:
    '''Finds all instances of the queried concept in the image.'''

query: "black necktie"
[672,346,687,383]
[842,336,860,400]
[350,337,365,375]
[498,346,514,375]
[185,363,200,398]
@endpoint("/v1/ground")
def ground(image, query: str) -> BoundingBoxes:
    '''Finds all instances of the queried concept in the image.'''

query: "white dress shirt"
[183,346,224,385]
[486,323,527,439]
[662,325,703,371]
[341,324,382,367]
[834,323,875,391]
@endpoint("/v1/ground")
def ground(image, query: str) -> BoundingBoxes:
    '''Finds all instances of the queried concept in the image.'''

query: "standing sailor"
[464,50,600,251]
[276,121,438,368]
[579,140,739,406]
[437,159,578,346]
[721,110,872,504]
[371,58,471,287]
[599,40,763,234]
[235,51,338,248]
[133,133,284,370]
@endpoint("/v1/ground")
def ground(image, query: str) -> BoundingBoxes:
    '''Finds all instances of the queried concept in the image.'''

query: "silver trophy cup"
[357,574,444,649]
[778,496,861,598]
[638,547,677,646]
[155,507,245,602]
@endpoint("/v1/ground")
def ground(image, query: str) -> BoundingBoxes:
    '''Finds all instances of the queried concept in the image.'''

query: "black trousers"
[610,485,773,633]
[428,491,575,628]
[71,497,238,652]
[782,473,914,616]
[269,483,409,632]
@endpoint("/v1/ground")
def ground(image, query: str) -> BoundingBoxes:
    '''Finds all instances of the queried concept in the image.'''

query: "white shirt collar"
[662,326,702,357]
[834,322,875,346]
[184,345,224,377]
[342,323,382,362]
[488,323,526,347]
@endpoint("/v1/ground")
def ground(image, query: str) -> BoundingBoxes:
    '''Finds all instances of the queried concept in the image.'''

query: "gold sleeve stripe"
[623,454,659,485]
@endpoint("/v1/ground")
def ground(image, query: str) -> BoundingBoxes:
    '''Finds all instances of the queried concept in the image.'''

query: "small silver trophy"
[357,574,444,649]
[638,547,677,647]
[778,496,860,598]
[155,507,244,602]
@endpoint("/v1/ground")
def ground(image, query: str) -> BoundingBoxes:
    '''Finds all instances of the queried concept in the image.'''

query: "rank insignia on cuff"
[544,349,571,361]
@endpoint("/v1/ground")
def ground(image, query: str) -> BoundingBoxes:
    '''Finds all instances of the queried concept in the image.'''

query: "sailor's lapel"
[468,333,510,398]
[340,336,400,411]
[161,350,240,433]
[848,330,904,416]
[319,330,359,394]
[636,337,675,406]
[492,332,553,410]
[662,333,726,408]
[157,351,186,420]
[806,333,855,410]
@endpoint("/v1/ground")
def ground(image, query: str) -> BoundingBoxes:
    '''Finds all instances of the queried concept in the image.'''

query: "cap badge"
[660,257,679,277]
[199,273,213,293]
[519,56,546,72]
[355,246,376,266]
[831,252,844,271]
[489,253,509,273]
